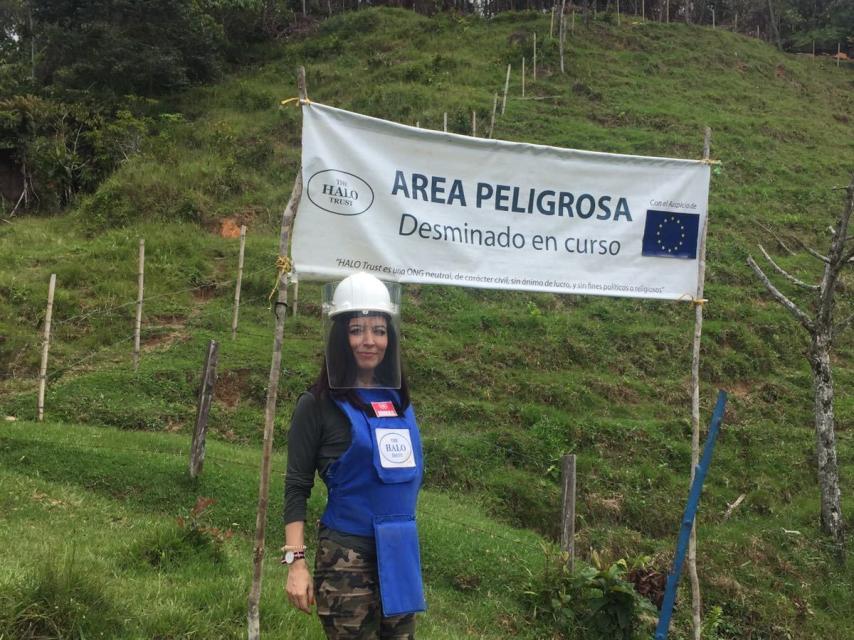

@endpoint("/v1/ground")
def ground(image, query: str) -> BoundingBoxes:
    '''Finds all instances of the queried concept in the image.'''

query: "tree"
[747,174,853,558]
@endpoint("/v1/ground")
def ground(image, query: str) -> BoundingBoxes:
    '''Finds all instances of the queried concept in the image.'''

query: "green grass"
[0,420,548,639]
[1,7,853,639]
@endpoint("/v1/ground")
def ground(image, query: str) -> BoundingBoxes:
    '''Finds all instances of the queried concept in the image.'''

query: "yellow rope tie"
[268,256,293,307]
[678,293,709,306]
[280,96,312,107]
[700,158,722,165]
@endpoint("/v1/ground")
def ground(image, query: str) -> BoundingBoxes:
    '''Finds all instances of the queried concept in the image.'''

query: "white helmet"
[328,272,399,318]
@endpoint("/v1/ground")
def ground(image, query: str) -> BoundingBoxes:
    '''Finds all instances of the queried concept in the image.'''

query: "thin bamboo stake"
[37,273,56,421]
[232,225,247,339]
[502,64,511,115]
[522,57,526,97]
[246,68,305,640]
[133,239,145,372]
[443,112,448,132]
[687,126,712,640]
[489,93,498,138]
[293,277,300,317]
[560,0,567,74]
[533,33,537,81]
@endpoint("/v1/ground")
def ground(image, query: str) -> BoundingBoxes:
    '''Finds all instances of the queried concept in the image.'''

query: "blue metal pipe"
[654,390,728,640]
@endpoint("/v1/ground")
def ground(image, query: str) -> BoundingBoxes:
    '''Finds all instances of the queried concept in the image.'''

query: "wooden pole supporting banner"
[246,67,305,640]
[232,225,247,339]
[472,110,477,137]
[443,112,448,132]
[687,126,712,640]
[502,64,511,115]
[37,273,56,422]
[560,454,577,572]
[133,238,145,372]
[190,339,218,479]
[489,93,498,138]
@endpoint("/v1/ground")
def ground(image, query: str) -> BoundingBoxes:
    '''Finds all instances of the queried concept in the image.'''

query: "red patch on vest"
[371,401,397,417]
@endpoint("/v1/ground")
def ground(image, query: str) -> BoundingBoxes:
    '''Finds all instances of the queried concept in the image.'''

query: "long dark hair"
[310,312,410,412]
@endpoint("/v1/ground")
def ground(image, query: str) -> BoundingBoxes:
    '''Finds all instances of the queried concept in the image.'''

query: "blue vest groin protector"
[321,388,426,616]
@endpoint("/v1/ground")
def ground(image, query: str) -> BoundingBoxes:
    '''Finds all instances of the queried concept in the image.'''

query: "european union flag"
[641,210,700,259]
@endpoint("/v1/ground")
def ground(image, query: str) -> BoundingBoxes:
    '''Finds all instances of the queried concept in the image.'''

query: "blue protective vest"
[320,388,426,616]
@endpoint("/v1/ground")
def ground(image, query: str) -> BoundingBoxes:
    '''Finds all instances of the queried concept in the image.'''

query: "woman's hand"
[286,561,315,614]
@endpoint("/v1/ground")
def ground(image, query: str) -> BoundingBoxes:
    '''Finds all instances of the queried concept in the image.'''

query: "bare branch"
[756,221,795,255]
[758,244,820,290]
[747,255,815,332]
[722,494,747,521]
[791,235,830,263]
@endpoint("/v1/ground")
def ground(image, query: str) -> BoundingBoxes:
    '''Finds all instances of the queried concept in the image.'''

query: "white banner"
[292,103,711,301]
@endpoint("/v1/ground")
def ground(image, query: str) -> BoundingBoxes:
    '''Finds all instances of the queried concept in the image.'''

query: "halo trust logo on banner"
[307,169,374,216]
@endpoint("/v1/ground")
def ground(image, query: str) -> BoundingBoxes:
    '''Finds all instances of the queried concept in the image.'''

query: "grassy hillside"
[1,8,853,639]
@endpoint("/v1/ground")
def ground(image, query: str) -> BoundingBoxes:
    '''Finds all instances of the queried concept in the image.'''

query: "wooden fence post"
[133,238,145,371]
[471,110,477,136]
[232,225,247,339]
[502,64,511,115]
[560,453,577,572]
[190,339,218,479]
[246,66,305,640]
[37,273,56,422]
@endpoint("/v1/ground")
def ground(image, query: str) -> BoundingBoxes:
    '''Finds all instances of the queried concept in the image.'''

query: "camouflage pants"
[314,533,416,640]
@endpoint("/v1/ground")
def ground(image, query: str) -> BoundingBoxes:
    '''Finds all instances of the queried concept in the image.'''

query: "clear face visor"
[322,280,401,389]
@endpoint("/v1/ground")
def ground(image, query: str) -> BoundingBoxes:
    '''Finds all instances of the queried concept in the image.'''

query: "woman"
[283,272,425,640]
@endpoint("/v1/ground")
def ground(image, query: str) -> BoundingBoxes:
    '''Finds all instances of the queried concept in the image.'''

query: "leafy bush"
[526,550,658,640]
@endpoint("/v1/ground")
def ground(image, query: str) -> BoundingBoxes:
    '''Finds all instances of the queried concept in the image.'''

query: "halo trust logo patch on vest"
[307,169,375,216]
[375,429,416,468]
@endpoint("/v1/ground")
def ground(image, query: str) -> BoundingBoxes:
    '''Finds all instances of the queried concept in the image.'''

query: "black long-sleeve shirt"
[283,391,352,525]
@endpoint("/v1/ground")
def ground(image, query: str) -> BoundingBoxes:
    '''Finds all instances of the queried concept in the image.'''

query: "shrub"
[526,550,658,640]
